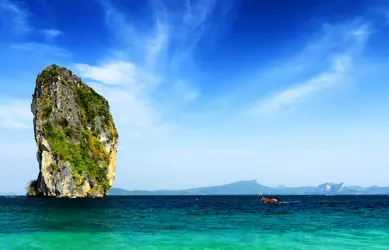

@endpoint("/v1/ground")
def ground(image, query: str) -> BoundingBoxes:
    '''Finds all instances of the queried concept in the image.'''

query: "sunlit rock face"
[27,64,119,198]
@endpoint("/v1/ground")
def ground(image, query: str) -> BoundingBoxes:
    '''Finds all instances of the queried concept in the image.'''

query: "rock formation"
[27,64,119,198]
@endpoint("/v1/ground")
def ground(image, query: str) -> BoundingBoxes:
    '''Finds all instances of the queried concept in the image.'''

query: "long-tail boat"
[258,192,280,204]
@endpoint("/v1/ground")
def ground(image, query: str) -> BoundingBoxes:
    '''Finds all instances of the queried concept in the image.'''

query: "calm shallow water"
[1,195,388,249]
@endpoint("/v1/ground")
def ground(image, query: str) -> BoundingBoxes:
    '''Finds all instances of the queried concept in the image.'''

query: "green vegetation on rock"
[29,64,118,197]
[43,122,110,191]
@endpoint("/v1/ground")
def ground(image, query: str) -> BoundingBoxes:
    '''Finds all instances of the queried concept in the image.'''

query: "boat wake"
[278,201,301,204]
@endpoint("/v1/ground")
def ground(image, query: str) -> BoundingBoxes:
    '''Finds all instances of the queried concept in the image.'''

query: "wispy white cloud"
[75,61,140,87]
[98,0,230,72]
[98,0,160,64]
[176,0,217,47]
[0,99,32,129]
[11,42,71,57]
[75,60,161,93]
[42,29,62,39]
[0,0,65,44]
[253,55,351,116]
[248,22,370,116]
[169,0,234,73]
[145,20,169,68]
[0,0,31,34]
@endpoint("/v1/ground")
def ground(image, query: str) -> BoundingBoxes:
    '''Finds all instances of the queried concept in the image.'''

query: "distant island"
[108,180,389,196]
[2,180,388,197]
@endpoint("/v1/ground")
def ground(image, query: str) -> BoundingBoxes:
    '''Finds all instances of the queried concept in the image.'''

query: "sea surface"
[0,195,388,249]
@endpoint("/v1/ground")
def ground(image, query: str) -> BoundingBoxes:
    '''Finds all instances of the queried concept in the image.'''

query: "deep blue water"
[1,195,389,249]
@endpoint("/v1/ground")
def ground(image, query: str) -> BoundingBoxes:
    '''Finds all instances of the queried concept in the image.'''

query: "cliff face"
[27,64,119,198]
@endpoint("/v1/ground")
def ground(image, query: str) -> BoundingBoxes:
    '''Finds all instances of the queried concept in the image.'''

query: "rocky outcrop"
[27,64,119,198]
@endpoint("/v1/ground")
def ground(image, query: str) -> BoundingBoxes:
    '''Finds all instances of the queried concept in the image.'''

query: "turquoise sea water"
[1,195,389,249]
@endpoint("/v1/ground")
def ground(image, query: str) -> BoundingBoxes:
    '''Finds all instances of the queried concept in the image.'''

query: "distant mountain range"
[108,180,389,196]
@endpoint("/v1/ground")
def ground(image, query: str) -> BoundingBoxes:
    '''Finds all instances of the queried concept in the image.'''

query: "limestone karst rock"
[27,64,118,198]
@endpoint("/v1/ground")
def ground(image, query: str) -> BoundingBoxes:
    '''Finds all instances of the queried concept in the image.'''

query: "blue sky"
[1,0,389,193]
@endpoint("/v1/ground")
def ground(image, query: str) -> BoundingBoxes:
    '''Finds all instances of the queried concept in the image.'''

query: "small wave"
[279,201,301,204]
